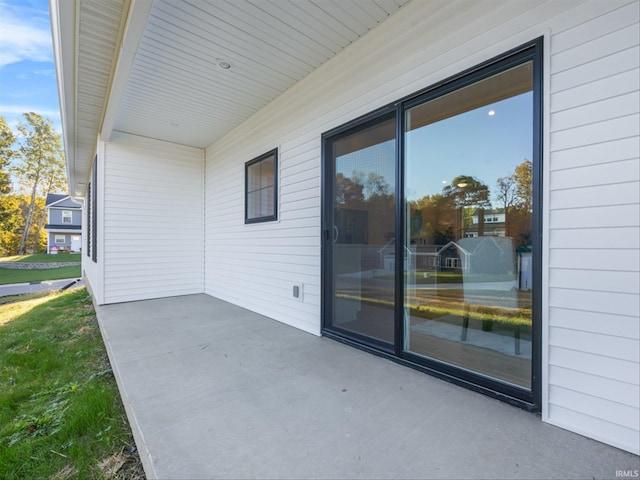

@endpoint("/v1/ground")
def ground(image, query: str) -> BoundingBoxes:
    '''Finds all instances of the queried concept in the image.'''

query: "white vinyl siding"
[206,138,321,335]
[547,0,640,455]
[103,133,204,304]
[202,0,638,453]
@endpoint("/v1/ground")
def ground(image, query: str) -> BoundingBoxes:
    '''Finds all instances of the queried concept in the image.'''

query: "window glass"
[326,115,397,345]
[404,62,534,389]
[62,210,72,223]
[245,150,277,223]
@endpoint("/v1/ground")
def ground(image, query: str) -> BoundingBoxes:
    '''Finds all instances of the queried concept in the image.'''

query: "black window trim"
[244,148,278,224]
[89,155,98,263]
[86,181,92,259]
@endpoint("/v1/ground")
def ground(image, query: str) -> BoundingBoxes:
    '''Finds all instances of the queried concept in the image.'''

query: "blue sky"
[336,92,532,205]
[405,92,533,200]
[0,0,61,133]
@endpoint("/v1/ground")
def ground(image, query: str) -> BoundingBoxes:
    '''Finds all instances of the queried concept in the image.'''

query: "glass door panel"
[326,115,396,347]
[403,63,534,389]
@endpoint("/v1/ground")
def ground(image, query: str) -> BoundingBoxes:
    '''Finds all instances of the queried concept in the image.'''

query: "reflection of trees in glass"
[335,171,395,244]
[442,175,491,239]
[336,171,394,204]
[408,194,456,244]
[364,172,391,197]
[408,168,531,244]
[442,175,491,210]
[513,160,532,213]
[335,172,364,206]
[495,160,532,244]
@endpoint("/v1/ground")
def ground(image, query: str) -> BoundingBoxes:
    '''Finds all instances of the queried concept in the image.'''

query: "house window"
[87,183,92,258]
[87,155,98,262]
[245,149,277,223]
[55,235,66,244]
[445,257,460,269]
[62,210,72,223]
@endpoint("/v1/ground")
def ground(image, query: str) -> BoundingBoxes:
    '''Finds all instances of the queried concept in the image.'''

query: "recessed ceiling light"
[219,61,231,70]
[488,110,496,116]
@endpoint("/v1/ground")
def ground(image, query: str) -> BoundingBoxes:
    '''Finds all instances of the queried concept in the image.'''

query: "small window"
[62,210,72,223]
[55,234,66,244]
[445,257,460,268]
[245,149,278,223]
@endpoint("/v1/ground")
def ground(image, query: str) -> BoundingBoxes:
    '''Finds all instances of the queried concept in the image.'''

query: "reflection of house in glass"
[408,241,467,272]
[467,208,506,237]
[407,236,530,283]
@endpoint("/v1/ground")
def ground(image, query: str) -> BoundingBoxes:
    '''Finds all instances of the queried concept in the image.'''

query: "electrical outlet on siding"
[292,283,304,302]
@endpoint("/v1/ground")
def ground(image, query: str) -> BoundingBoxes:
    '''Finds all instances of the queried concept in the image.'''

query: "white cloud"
[0,3,52,68]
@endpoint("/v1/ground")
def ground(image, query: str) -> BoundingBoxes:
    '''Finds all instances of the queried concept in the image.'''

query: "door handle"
[332,225,339,243]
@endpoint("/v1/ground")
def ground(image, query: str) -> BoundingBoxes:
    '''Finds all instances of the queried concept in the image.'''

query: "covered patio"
[95,294,637,479]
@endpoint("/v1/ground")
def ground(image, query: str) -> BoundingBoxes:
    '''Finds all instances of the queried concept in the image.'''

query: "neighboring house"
[50,0,639,455]
[467,208,507,237]
[44,193,82,253]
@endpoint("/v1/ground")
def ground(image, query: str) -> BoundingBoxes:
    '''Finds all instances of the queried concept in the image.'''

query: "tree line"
[0,113,66,256]
[410,160,532,245]
[334,160,533,247]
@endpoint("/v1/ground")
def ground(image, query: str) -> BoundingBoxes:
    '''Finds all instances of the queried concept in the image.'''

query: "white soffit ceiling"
[111,0,411,149]
[70,0,128,197]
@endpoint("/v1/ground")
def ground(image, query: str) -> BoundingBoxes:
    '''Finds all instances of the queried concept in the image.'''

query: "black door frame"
[321,38,543,411]
[321,106,398,355]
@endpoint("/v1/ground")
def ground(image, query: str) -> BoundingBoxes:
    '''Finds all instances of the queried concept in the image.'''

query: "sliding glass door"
[323,112,397,349]
[403,62,535,389]
[322,40,541,405]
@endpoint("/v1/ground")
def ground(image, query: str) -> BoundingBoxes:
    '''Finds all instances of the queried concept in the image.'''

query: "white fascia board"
[100,0,154,142]
[49,0,78,196]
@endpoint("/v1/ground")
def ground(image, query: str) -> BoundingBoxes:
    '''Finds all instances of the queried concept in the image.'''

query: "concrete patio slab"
[95,294,638,480]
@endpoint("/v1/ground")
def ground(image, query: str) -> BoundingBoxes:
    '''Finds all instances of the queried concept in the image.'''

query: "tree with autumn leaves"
[408,160,533,246]
[0,113,66,256]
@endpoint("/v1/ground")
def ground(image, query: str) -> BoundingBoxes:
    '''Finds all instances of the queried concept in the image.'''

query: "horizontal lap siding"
[104,133,204,303]
[205,139,322,335]
[547,0,640,454]
[204,0,640,453]
[205,0,580,335]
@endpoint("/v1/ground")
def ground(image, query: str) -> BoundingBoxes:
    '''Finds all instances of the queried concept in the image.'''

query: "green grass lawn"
[0,289,143,479]
[0,266,81,285]
[1,253,81,263]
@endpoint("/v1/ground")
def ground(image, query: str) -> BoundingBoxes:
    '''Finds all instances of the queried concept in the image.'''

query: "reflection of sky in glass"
[405,92,532,201]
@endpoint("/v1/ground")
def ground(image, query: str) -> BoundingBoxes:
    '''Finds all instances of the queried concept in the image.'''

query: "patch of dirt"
[52,446,145,480]
[76,325,94,336]
[99,445,146,480]
[51,465,77,479]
